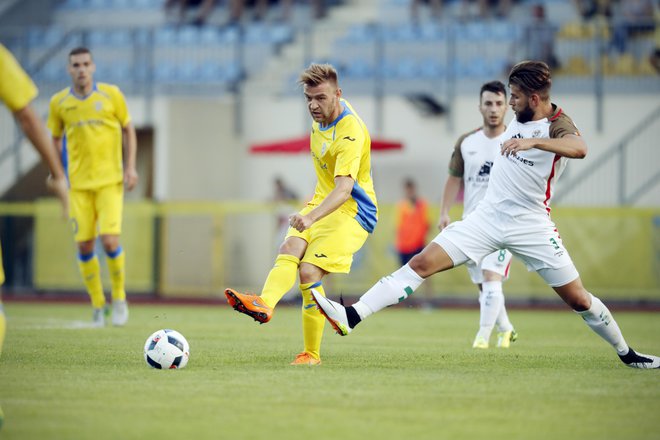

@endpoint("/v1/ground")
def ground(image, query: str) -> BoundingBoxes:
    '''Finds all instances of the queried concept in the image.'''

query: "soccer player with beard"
[313,60,659,369]
[225,63,378,366]
[439,80,517,349]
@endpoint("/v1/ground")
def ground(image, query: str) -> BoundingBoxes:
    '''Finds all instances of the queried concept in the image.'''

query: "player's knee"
[408,253,434,278]
[298,263,322,284]
[565,289,591,311]
[77,240,95,255]
[100,236,120,253]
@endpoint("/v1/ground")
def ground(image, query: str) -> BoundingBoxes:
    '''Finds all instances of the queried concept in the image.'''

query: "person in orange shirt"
[395,178,429,266]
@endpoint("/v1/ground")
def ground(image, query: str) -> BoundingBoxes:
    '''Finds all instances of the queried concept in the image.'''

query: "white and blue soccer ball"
[144,329,190,369]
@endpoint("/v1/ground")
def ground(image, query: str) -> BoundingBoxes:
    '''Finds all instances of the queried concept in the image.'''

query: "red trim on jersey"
[544,154,561,213]
[504,260,511,278]
[549,107,563,122]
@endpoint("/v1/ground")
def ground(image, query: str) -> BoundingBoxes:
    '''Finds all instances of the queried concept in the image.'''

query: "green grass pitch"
[0,302,659,440]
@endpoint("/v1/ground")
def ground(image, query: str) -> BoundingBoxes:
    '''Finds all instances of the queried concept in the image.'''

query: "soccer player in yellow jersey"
[0,44,69,359]
[47,47,138,327]
[225,63,378,365]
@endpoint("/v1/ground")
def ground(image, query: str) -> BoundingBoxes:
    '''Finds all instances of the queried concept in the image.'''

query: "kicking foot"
[619,348,660,369]
[224,288,273,323]
[310,289,352,336]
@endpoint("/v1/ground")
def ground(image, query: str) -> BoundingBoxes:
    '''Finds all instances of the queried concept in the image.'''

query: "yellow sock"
[300,282,325,360]
[260,254,300,308]
[0,302,6,357]
[106,247,126,301]
[78,253,105,309]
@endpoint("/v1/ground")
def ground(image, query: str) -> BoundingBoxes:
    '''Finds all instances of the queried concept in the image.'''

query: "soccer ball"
[143,329,190,369]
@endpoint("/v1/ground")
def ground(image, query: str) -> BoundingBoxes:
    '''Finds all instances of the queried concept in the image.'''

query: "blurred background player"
[395,177,433,309]
[0,43,69,356]
[47,47,138,328]
[396,178,429,267]
[313,61,660,370]
[438,80,517,349]
[225,63,378,366]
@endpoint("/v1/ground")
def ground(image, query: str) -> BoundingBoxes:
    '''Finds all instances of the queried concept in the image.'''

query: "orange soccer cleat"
[290,352,322,366]
[224,288,273,324]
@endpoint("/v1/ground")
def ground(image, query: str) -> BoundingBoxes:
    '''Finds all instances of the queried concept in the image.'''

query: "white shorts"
[432,202,579,288]
[465,249,512,285]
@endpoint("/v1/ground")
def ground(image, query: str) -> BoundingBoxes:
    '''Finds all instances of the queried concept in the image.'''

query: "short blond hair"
[298,63,339,88]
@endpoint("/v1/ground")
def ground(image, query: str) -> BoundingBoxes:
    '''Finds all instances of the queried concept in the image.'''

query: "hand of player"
[289,213,313,233]
[501,138,534,156]
[124,167,139,191]
[437,213,451,231]
[46,174,69,219]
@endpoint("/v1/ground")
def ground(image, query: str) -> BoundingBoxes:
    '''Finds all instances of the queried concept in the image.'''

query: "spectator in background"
[609,0,655,55]
[523,4,560,70]
[651,4,660,73]
[395,178,429,266]
[411,0,443,23]
[572,0,612,21]
[164,0,217,27]
[461,0,513,20]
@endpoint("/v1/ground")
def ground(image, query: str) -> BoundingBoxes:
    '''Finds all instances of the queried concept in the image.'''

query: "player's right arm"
[438,138,465,230]
[439,175,461,230]
[0,44,68,215]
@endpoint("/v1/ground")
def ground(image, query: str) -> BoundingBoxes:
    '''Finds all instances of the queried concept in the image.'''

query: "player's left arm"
[289,175,353,233]
[113,86,139,191]
[122,122,138,191]
[502,115,587,159]
[501,134,587,159]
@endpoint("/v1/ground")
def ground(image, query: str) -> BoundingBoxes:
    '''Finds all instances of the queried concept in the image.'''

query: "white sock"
[496,296,513,333]
[353,264,425,320]
[476,281,504,340]
[577,293,629,355]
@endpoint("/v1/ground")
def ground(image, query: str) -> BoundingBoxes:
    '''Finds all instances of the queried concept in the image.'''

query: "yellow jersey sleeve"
[0,44,38,112]
[109,85,131,127]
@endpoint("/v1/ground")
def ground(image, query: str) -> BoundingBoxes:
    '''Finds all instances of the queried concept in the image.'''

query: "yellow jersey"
[0,43,38,112]
[47,82,131,190]
[308,99,378,232]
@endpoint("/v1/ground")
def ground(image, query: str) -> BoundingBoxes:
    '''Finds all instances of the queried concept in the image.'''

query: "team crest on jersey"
[95,101,103,112]
[321,143,327,156]
[532,129,542,138]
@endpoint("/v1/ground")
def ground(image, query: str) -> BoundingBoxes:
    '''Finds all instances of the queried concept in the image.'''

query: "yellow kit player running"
[47,47,138,327]
[0,44,69,355]
[225,63,378,365]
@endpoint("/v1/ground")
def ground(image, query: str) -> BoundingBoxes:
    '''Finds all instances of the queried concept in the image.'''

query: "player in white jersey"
[439,81,516,349]
[312,61,660,369]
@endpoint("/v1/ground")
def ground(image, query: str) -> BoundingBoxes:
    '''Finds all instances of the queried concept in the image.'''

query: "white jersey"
[449,128,509,218]
[484,105,579,216]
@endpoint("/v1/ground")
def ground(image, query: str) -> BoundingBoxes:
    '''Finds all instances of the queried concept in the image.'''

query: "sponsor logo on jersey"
[478,161,493,176]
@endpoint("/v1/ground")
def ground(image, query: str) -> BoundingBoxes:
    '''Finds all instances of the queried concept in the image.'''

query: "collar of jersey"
[68,82,98,100]
[318,102,350,132]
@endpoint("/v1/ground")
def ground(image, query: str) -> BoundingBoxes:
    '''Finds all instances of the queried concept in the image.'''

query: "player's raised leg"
[552,276,659,369]
[225,237,304,324]
[313,242,455,335]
